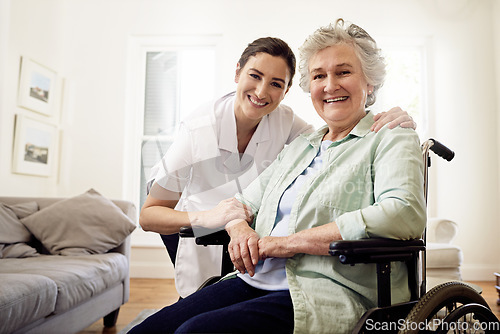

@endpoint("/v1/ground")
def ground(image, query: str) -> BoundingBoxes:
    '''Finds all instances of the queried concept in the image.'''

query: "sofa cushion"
[0,202,38,243]
[0,202,39,259]
[21,189,136,256]
[0,273,57,333]
[0,243,39,258]
[0,253,128,314]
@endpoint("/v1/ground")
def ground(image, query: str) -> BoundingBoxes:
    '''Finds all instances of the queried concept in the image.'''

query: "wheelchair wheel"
[398,281,491,334]
[437,303,500,333]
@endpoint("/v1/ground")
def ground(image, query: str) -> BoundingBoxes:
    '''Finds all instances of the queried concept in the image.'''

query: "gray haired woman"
[130,19,426,334]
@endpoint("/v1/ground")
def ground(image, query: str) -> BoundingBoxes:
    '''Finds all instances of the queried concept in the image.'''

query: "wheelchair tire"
[437,303,500,333]
[398,281,490,334]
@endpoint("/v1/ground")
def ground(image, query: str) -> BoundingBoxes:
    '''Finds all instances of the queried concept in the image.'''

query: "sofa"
[426,217,463,282]
[0,189,136,334]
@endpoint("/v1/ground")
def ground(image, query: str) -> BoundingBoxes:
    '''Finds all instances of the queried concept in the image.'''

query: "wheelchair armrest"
[179,226,230,246]
[179,226,195,238]
[329,238,425,265]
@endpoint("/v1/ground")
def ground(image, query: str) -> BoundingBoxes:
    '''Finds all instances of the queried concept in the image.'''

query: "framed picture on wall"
[17,57,57,116]
[12,114,58,177]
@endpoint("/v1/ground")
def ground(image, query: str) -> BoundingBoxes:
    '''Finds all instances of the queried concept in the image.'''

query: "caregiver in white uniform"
[140,37,414,298]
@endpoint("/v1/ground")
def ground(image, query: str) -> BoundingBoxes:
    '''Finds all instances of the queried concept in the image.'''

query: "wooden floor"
[78,279,179,334]
[79,279,500,334]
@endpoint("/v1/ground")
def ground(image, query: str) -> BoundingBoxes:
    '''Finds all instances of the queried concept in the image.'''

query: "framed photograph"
[12,114,58,177]
[18,57,57,116]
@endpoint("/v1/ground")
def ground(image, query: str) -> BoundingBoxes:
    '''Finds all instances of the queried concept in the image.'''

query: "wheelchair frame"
[180,139,500,333]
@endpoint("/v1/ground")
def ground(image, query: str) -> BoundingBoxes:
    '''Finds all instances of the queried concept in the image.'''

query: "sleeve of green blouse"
[336,128,427,241]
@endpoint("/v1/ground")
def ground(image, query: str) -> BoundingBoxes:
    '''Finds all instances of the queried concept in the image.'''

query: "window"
[140,49,216,208]
[125,36,220,246]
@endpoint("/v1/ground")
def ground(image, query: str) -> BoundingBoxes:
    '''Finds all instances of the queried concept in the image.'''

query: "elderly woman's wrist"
[225,219,248,231]
[285,234,301,255]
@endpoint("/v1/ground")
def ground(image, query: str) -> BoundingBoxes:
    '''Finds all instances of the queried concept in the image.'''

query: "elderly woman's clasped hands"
[223,206,343,277]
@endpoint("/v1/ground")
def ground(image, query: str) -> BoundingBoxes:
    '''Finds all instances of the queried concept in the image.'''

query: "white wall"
[0,0,63,197]
[1,0,499,280]
[0,0,10,176]
[496,2,500,210]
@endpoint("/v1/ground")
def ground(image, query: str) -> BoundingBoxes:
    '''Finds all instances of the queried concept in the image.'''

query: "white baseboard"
[130,246,175,278]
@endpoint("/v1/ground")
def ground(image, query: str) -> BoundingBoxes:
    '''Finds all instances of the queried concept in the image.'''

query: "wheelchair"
[180,139,500,333]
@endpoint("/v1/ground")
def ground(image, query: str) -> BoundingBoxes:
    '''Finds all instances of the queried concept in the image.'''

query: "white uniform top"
[148,91,313,297]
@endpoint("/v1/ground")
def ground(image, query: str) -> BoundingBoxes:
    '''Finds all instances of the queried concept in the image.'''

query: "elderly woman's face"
[308,43,373,129]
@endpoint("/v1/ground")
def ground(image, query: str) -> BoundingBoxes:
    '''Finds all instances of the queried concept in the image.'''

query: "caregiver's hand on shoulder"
[189,198,252,229]
[225,220,260,277]
[371,107,417,132]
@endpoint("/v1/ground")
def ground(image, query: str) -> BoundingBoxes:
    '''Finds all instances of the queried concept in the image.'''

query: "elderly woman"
[130,19,426,334]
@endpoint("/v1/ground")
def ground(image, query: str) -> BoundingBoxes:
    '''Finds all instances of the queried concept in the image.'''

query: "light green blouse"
[235,112,426,334]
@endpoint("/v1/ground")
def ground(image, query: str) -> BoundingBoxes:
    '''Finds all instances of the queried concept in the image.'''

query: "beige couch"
[0,190,136,334]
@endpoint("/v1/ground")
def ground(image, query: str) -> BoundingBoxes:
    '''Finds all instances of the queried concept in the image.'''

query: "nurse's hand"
[371,107,417,132]
[190,198,253,229]
[225,220,260,277]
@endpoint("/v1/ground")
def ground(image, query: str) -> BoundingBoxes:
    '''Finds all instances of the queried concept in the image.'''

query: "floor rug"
[119,309,158,334]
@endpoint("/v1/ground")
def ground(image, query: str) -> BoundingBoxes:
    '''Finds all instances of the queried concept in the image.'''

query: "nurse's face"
[234,52,291,123]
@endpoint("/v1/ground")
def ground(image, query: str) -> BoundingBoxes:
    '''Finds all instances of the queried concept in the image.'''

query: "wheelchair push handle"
[429,138,455,161]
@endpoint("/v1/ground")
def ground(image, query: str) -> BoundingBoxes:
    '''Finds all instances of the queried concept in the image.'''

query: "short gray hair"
[298,19,386,107]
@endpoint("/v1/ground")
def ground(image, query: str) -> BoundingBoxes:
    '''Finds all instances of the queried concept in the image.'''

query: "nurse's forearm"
[139,197,253,234]
[139,205,190,235]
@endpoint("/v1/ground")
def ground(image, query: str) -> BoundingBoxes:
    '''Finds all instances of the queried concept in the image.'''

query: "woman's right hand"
[225,220,260,277]
[189,198,253,230]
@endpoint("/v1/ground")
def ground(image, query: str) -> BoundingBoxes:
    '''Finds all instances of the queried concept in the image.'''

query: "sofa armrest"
[426,218,458,244]
[108,199,135,305]
[108,199,136,258]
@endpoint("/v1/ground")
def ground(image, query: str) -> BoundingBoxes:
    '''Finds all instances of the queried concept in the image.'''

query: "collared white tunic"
[149,91,313,297]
